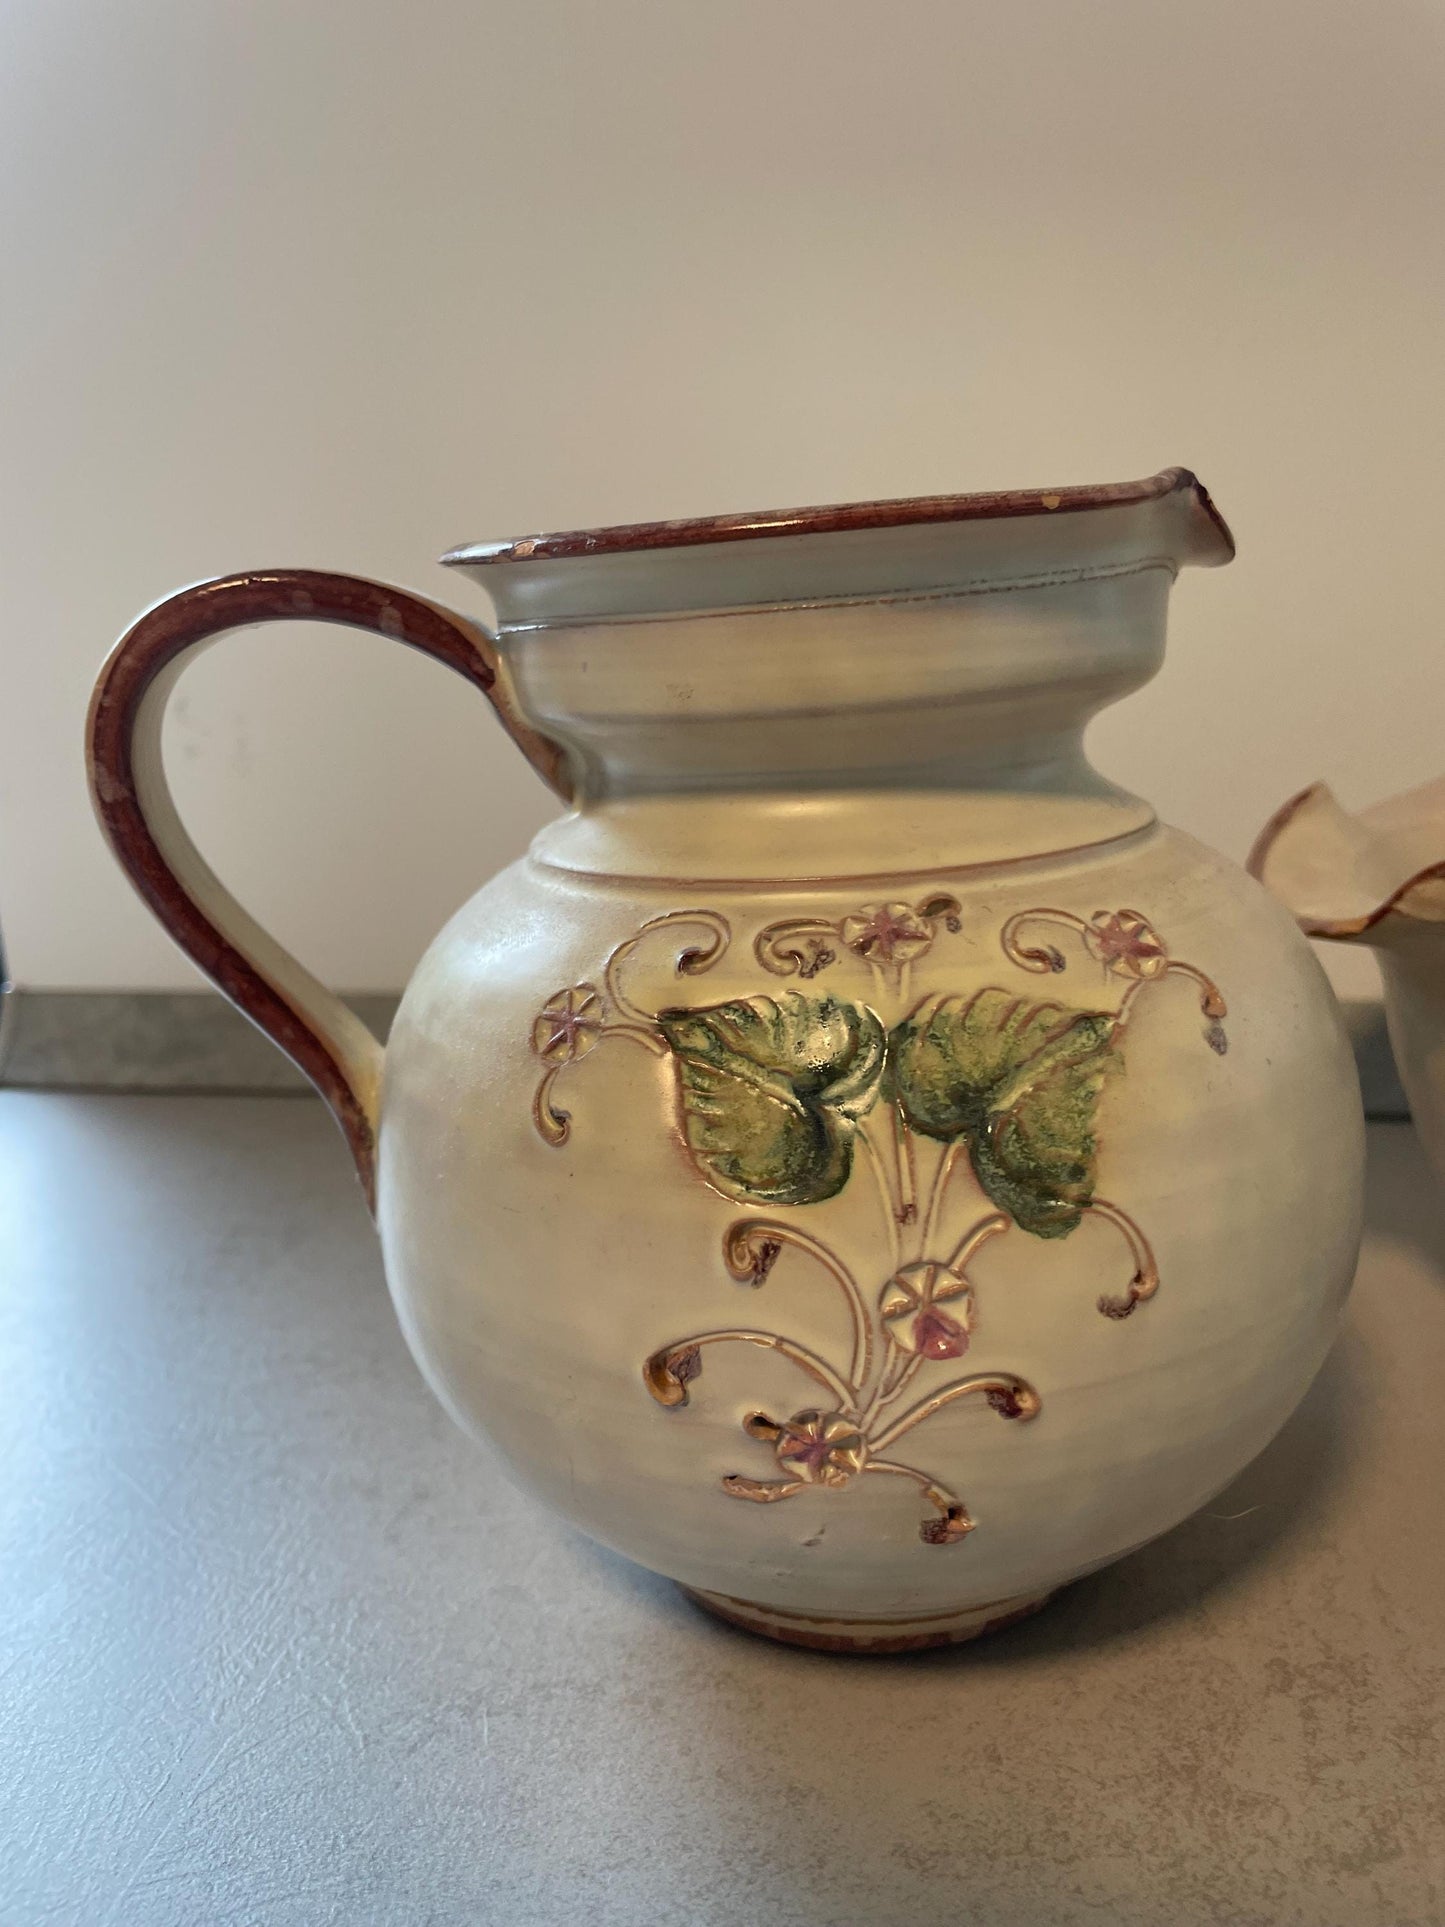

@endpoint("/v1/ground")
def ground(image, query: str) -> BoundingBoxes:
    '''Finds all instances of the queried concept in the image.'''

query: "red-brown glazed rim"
[443,466,1234,568]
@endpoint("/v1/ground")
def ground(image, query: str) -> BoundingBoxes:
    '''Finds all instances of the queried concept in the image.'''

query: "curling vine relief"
[527,899,1227,1546]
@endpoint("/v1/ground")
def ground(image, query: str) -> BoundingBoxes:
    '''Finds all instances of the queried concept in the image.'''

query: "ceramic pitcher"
[1251,775,1445,1180]
[87,468,1363,1651]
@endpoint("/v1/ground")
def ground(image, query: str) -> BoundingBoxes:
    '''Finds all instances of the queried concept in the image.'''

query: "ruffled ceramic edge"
[1247,781,1445,938]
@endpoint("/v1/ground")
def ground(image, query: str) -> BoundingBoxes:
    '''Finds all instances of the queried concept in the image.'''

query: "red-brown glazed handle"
[85,569,570,1211]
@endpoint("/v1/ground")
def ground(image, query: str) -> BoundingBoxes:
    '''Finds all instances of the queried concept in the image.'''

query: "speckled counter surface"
[3,1096,1442,1927]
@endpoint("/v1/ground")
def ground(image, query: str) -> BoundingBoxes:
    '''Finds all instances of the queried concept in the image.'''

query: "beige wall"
[4,0,1442,996]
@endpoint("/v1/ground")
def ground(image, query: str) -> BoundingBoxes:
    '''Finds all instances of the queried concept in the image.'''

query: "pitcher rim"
[442,465,1234,570]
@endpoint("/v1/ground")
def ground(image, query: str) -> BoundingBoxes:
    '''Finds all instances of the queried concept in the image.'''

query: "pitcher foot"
[680,1584,1055,1653]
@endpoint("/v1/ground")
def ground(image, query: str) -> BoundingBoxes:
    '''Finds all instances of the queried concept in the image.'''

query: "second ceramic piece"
[1250,776,1445,1179]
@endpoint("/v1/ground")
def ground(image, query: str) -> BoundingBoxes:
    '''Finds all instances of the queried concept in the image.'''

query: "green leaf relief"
[657,994,886,1207]
[889,989,1120,1238]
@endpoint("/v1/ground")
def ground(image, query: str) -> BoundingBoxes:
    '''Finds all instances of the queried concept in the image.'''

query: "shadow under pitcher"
[85,469,1364,1653]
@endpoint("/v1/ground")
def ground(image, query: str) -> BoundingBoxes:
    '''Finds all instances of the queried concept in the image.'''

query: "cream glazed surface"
[379,819,1360,1623]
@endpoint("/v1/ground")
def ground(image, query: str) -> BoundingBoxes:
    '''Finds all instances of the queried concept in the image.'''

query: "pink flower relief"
[531,985,604,1064]
[774,1411,868,1488]
[878,1260,976,1360]
[839,902,934,967]
[1083,909,1170,981]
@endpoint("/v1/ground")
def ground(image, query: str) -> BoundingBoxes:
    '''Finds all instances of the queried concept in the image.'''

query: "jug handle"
[85,569,571,1213]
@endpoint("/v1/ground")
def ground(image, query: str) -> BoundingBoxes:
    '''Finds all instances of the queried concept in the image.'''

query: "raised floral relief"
[527,901,1227,1543]
[754,893,962,993]
[531,985,604,1063]
[1002,905,1229,1055]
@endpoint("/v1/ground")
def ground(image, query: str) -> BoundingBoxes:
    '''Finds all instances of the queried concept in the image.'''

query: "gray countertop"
[3,1095,1442,1927]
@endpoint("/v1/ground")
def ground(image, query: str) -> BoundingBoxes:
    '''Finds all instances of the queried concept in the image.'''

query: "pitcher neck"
[501,562,1172,800]
[529,764,1157,887]
[530,783,1155,884]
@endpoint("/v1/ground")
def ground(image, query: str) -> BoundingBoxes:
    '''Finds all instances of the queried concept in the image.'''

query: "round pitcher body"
[89,470,1368,1649]
[378,821,1362,1642]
